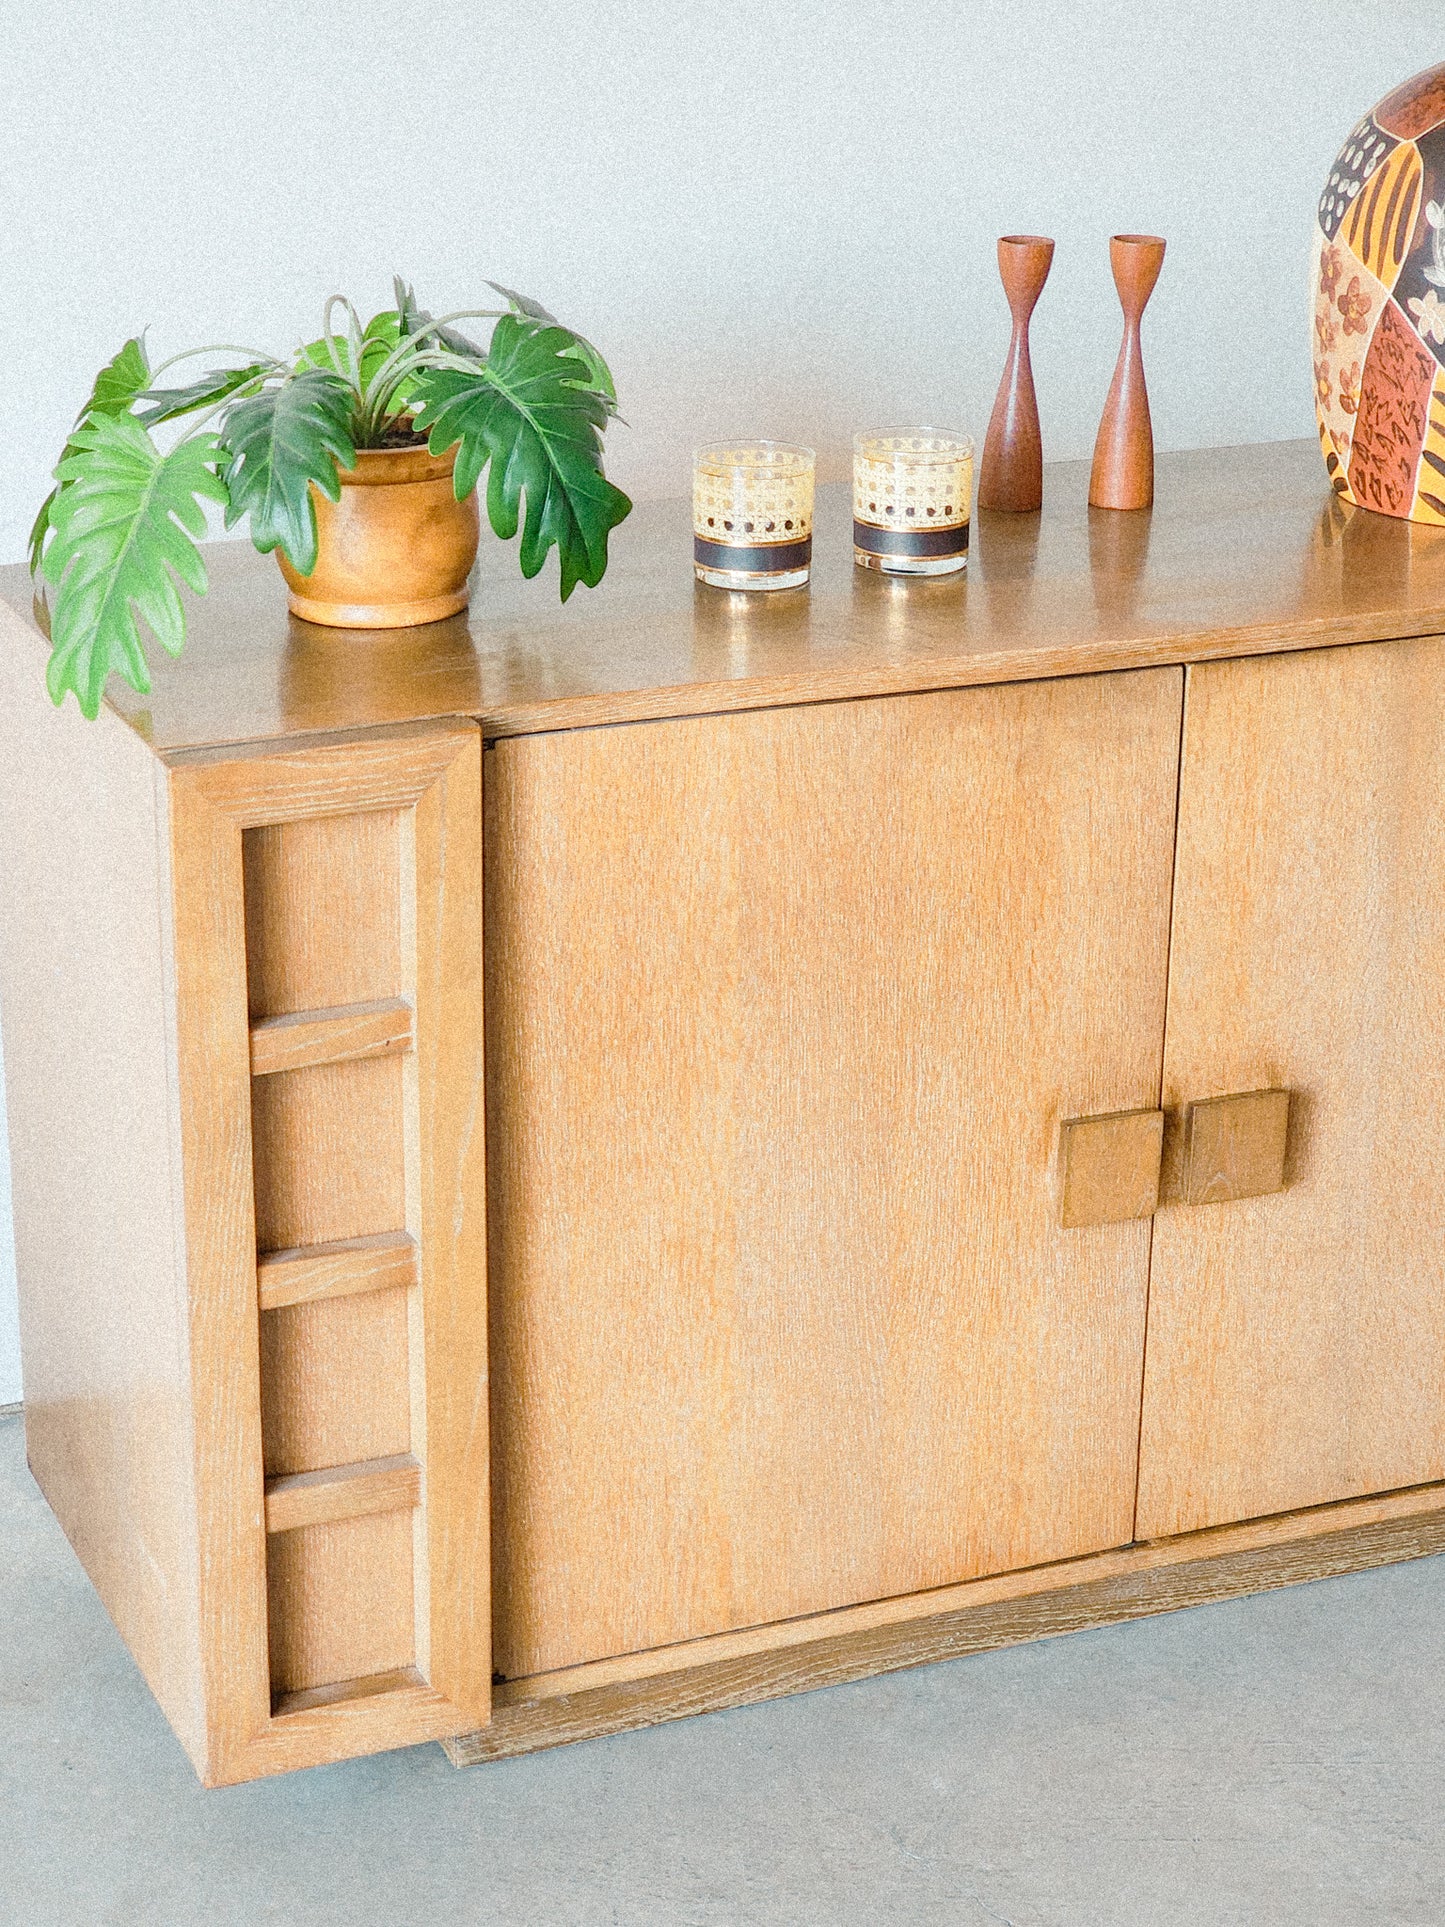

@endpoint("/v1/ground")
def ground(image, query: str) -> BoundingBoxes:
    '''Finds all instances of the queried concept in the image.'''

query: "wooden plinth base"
[444,1483,1445,1767]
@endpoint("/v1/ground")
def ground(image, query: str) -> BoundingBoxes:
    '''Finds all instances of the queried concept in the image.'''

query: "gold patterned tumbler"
[852,428,973,575]
[693,442,815,590]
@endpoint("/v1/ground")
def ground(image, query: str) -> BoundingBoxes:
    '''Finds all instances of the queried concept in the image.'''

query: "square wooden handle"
[1058,1108,1164,1228]
[1181,1088,1291,1206]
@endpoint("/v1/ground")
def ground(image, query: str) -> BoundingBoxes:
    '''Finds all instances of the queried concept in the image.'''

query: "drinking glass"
[852,429,973,576]
[693,442,815,590]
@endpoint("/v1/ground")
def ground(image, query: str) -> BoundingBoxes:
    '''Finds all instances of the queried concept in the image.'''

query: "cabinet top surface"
[5,438,1445,755]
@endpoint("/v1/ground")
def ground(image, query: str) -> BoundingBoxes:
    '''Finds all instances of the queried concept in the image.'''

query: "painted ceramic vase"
[1313,63,1445,521]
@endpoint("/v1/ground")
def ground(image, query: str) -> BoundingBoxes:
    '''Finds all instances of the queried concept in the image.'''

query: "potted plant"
[29,278,631,718]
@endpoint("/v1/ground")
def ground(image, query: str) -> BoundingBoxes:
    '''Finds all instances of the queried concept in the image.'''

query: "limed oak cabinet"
[2,443,1444,1785]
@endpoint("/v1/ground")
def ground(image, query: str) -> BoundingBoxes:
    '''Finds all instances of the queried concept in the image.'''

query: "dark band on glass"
[694,534,812,573]
[852,520,970,559]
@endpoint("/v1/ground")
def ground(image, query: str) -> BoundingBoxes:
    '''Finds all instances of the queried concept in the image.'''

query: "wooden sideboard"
[4,441,1445,1785]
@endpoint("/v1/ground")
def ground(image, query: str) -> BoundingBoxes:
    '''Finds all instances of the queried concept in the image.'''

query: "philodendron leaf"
[411,314,631,601]
[29,336,151,574]
[296,309,400,389]
[488,283,618,407]
[220,369,357,575]
[40,412,226,719]
[487,281,557,323]
[394,277,484,358]
[136,362,271,427]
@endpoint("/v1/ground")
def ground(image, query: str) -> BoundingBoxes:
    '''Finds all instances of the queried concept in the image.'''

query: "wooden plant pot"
[278,444,481,628]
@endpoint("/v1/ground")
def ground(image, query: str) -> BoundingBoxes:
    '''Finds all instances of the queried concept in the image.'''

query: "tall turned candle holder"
[1089,234,1166,512]
[978,235,1055,513]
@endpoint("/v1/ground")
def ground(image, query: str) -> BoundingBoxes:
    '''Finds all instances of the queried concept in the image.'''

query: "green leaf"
[394,277,485,358]
[487,281,558,324]
[86,336,152,415]
[220,369,357,574]
[29,336,151,574]
[295,331,354,385]
[356,309,422,426]
[39,413,226,719]
[411,314,631,601]
[488,283,617,406]
[297,311,398,392]
[136,362,272,427]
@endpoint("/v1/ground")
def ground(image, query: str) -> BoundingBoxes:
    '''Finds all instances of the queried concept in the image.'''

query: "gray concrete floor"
[4,1412,1444,1927]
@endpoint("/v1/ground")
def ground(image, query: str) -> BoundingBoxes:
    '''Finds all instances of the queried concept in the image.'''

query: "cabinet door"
[168,725,489,1781]
[1138,640,1445,1539]
[487,669,1183,1680]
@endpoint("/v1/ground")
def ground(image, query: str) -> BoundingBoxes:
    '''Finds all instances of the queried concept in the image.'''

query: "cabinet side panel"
[1140,638,1445,1535]
[170,723,487,1776]
[0,607,203,1760]
[487,671,1182,1678]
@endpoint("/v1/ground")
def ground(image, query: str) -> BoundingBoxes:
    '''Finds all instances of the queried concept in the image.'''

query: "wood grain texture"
[249,997,413,1076]
[488,1479,1445,1707]
[256,1232,418,1311]
[486,669,1182,1678]
[264,1453,422,1533]
[273,1665,425,1715]
[243,810,403,1018]
[173,726,471,821]
[250,1054,407,1251]
[448,1483,1445,1765]
[4,446,1444,755]
[266,1508,416,1694]
[411,730,491,1724]
[259,1288,411,1477]
[167,765,275,1778]
[978,234,1055,513]
[166,724,487,1781]
[241,1676,463,1780]
[1180,1088,1292,1206]
[1089,235,1166,512]
[1138,638,1445,1536]
[0,601,207,1766]
[1058,1108,1164,1227]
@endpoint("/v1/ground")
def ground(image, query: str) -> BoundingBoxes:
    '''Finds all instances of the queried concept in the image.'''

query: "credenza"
[3,441,1445,1785]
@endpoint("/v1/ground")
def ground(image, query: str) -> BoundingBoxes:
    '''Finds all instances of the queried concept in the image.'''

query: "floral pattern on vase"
[1313,62,1445,523]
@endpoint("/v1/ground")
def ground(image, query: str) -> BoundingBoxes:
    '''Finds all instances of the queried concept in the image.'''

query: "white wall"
[0,3,1439,1394]
[0,1058,17,1405]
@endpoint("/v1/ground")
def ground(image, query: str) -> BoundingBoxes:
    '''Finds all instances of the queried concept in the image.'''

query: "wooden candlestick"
[978,235,1055,513]
[1089,234,1166,511]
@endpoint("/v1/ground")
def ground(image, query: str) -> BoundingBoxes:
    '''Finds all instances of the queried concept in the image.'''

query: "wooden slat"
[272,1666,427,1718]
[257,1232,418,1311]
[264,1453,422,1534]
[447,1482,1445,1764]
[250,997,414,1076]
